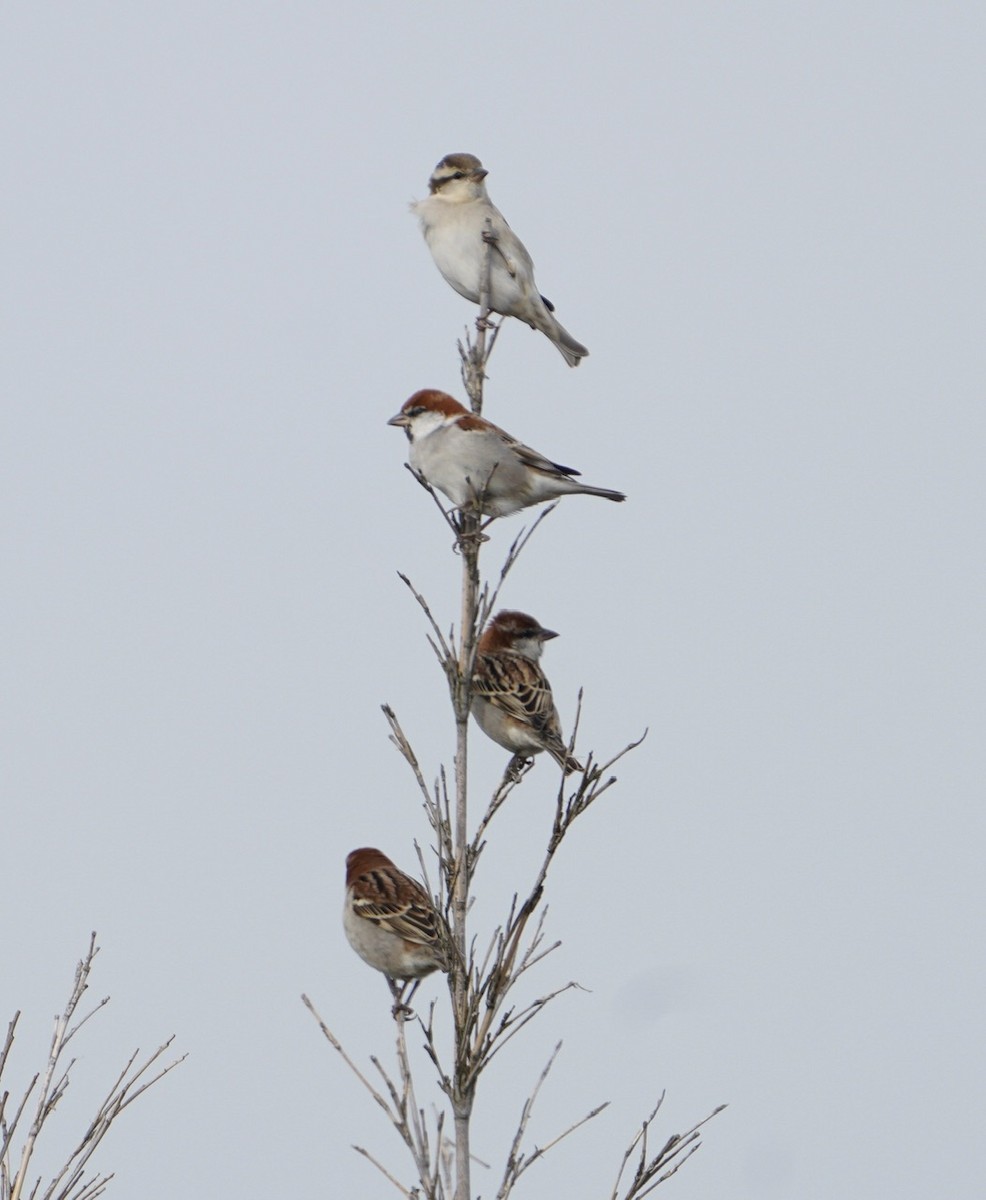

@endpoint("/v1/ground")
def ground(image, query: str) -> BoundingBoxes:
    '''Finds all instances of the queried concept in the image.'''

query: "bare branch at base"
[1,934,183,1200]
[302,993,452,1200]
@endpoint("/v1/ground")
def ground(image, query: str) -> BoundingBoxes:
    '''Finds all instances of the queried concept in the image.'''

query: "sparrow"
[412,152,589,367]
[472,610,582,775]
[388,390,625,518]
[343,848,449,983]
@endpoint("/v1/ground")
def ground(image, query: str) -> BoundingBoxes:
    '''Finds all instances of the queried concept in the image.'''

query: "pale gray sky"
[3,3,984,1198]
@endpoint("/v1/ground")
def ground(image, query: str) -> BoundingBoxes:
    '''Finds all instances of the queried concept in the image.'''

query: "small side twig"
[476,504,558,632]
[397,574,454,671]
[610,1097,727,1200]
[497,1042,609,1200]
[403,464,462,543]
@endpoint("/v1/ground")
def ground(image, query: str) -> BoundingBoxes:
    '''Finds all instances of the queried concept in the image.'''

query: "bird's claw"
[507,754,534,783]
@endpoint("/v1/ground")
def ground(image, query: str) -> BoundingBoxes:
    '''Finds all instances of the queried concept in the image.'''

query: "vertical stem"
[450,224,494,1200]
[452,511,479,1200]
[462,217,495,416]
[453,531,479,950]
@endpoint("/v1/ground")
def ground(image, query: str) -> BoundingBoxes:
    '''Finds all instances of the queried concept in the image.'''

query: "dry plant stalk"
[306,232,723,1199]
[0,933,184,1200]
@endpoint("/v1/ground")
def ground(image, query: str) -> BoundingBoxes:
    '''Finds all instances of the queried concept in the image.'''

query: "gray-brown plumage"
[412,153,589,366]
[343,848,448,981]
[472,610,582,774]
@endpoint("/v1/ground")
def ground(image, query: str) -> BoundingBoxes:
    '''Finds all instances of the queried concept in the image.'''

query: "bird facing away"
[412,152,589,367]
[388,390,625,519]
[343,848,449,983]
[472,610,583,775]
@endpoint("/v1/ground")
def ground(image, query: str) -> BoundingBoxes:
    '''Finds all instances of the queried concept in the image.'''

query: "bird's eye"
[452,171,465,180]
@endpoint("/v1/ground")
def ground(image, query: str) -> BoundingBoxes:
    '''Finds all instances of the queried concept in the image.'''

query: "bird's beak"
[387,412,410,427]
[474,168,488,181]
[540,628,559,642]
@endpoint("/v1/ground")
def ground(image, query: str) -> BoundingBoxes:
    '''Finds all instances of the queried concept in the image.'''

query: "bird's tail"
[547,740,584,775]
[532,297,589,367]
[548,317,589,367]
[577,484,626,504]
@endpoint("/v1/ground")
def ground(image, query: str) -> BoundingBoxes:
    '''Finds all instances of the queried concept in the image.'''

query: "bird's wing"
[492,239,518,278]
[453,414,580,480]
[493,424,582,479]
[489,206,535,279]
[474,653,562,739]
[352,873,443,947]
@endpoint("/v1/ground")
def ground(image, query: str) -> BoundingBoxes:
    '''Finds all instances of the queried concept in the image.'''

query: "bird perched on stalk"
[343,848,449,1007]
[388,390,625,519]
[412,152,589,367]
[472,610,583,775]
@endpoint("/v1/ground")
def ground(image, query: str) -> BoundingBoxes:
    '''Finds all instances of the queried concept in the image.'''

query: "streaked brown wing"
[353,871,442,947]
[474,653,562,738]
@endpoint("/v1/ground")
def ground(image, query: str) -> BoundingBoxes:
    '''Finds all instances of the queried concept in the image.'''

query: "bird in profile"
[388,390,625,519]
[343,847,449,1011]
[472,610,583,775]
[412,152,589,367]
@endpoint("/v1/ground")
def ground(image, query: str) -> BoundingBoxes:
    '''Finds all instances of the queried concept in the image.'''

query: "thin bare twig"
[381,706,436,811]
[404,463,463,543]
[497,1043,610,1200]
[352,1145,415,1198]
[468,759,534,870]
[303,996,399,1126]
[397,575,454,670]
[476,504,558,632]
